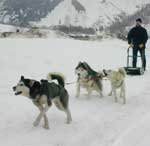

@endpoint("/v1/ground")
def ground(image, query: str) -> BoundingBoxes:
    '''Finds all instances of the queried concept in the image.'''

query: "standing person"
[127,18,148,71]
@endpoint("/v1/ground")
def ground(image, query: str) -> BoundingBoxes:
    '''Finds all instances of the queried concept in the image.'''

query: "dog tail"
[47,72,66,87]
[118,68,126,77]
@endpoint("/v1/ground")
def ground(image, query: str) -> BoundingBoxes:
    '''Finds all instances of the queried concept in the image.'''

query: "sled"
[124,47,144,75]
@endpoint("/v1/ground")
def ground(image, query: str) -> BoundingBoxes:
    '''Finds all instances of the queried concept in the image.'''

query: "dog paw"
[115,100,118,103]
[33,121,39,127]
[120,94,123,98]
[108,93,112,96]
[76,94,79,98]
[66,120,71,124]
[43,125,50,129]
[123,100,126,104]
[99,94,103,98]
[114,97,118,103]
[86,96,91,100]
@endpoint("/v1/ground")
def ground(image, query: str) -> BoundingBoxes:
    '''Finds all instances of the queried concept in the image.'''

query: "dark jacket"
[127,26,148,47]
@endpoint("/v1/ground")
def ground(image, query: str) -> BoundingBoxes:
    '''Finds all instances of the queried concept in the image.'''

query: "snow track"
[0,38,150,146]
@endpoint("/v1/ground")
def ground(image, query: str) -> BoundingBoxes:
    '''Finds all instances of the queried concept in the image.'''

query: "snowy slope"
[38,0,150,28]
[0,0,150,28]
[108,0,149,14]
[38,0,122,27]
[0,38,150,146]
[38,0,88,27]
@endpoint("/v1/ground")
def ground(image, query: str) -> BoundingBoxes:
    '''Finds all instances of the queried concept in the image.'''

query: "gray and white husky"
[13,72,72,129]
[75,61,104,98]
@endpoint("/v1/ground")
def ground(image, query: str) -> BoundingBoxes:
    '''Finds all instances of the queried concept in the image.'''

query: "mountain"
[107,3,150,38]
[0,0,63,26]
[0,0,149,29]
[37,0,150,28]
[38,0,123,28]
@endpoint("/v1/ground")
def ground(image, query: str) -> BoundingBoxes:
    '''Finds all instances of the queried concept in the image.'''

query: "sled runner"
[124,47,144,75]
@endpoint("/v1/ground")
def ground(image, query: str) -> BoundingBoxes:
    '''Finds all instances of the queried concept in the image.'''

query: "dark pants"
[132,47,146,70]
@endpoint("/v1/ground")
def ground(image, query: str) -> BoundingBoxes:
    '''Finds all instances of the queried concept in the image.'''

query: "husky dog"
[75,61,104,98]
[103,68,126,104]
[13,73,72,129]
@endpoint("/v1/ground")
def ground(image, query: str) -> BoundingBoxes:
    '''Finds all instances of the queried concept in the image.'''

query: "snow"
[0,38,150,146]
[0,24,17,32]
[108,0,149,14]
[0,24,67,38]
[37,0,150,28]
[38,0,88,27]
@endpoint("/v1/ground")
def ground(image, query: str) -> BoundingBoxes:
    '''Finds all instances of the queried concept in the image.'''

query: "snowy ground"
[0,38,150,146]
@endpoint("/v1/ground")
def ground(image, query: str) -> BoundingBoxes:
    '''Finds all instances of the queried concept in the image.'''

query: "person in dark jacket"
[127,18,148,71]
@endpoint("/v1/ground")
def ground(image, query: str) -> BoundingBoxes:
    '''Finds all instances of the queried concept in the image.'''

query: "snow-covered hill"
[38,0,150,28]
[0,0,64,25]
[0,0,149,28]
[0,38,150,146]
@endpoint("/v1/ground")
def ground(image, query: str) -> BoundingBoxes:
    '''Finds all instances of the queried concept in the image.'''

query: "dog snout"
[13,86,16,91]
[77,73,80,76]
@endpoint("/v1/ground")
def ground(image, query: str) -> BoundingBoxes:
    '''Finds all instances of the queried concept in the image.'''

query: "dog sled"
[124,47,144,75]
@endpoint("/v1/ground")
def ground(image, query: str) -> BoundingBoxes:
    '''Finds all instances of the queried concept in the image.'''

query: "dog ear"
[83,62,93,73]
[21,76,24,80]
[76,61,82,69]
[103,69,112,76]
[40,79,47,83]
[103,69,108,76]
[98,71,105,78]
[83,62,89,70]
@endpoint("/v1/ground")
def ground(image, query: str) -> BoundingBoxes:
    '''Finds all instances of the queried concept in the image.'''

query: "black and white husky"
[13,73,72,129]
[75,61,104,98]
